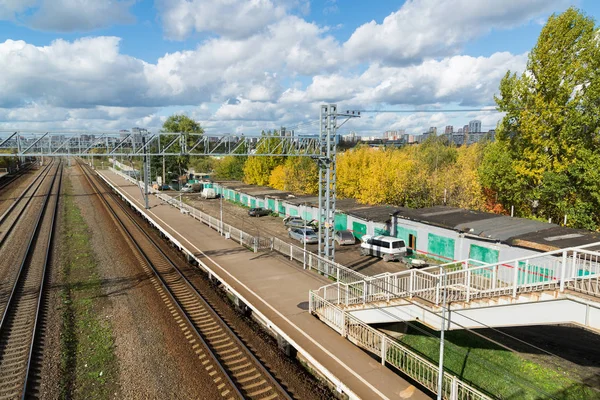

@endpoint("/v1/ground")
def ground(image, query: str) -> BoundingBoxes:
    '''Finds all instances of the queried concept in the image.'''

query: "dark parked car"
[248,207,271,217]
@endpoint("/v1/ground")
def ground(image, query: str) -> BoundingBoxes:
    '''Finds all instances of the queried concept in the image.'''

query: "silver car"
[334,229,356,245]
[288,228,319,244]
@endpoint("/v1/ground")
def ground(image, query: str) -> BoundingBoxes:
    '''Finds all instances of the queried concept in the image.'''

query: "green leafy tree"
[487,7,600,228]
[214,156,247,180]
[243,134,285,186]
[151,114,204,182]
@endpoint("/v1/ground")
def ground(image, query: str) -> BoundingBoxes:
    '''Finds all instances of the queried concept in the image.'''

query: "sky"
[0,0,599,137]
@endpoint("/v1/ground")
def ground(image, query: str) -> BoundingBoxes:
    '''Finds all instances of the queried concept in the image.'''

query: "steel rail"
[0,161,61,399]
[81,161,293,400]
[0,162,35,192]
[78,161,243,400]
[22,162,62,398]
[0,161,55,249]
[0,161,53,226]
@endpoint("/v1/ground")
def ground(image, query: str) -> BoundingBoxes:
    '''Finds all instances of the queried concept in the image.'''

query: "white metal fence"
[317,244,600,308]
[309,292,491,400]
[107,167,371,283]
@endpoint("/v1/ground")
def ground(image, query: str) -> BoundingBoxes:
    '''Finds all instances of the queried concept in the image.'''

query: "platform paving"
[98,168,430,400]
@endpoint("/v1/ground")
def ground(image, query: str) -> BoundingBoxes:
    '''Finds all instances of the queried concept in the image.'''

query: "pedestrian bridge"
[308,243,600,400]
[311,242,600,332]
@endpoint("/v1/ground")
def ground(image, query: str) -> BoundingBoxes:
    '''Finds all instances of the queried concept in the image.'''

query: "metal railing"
[107,167,370,283]
[309,292,491,400]
[317,243,600,308]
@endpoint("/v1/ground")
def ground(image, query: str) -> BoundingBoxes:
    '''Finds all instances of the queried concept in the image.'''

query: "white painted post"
[512,260,519,298]
[451,376,458,400]
[435,275,440,306]
[571,251,578,279]
[308,254,312,271]
[409,270,414,298]
[560,250,567,292]
[363,280,367,304]
[492,264,497,291]
[380,335,386,365]
[386,275,391,302]
[239,231,243,245]
[289,244,293,260]
[466,270,471,302]
[341,311,346,338]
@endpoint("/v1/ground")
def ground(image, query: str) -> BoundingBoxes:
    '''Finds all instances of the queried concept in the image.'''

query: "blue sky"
[0,0,598,136]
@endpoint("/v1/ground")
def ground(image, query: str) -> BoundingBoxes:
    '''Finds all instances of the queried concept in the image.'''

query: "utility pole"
[316,105,360,264]
[142,135,150,209]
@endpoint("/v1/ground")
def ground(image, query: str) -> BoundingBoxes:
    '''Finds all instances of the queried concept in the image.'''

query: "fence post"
[512,260,519,298]
[341,311,346,338]
[380,335,386,365]
[435,275,440,306]
[466,270,471,302]
[309,253,312,271]
[492,264,497,291]
[560,250,567,292]
[308,292,313,313]
[409,270,414,297]
[451,375,458,400]
[290,244,293,260]
[253,237,257,253]
[571,251,577,279]
[363,280,367,304]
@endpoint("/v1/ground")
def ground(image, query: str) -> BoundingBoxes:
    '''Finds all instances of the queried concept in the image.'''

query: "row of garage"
[212,181,600,282]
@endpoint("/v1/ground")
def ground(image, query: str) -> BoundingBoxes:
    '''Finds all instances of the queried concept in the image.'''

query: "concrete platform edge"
[97,172,363,400]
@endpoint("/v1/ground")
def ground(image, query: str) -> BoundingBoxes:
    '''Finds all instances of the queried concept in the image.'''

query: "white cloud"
[157,0,309,40]
[343,0,570,64]
[0,0,135,31]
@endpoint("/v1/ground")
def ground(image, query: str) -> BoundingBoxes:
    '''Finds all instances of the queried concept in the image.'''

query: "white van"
[360,235,407,262]
[201,188,217,199]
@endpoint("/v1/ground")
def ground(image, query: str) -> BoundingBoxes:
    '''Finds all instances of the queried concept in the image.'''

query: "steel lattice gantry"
[0,131,321,158]
[0,105,358,262]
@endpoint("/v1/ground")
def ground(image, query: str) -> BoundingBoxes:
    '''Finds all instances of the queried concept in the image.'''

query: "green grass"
[393,323,595,399]
[60,178,119,399]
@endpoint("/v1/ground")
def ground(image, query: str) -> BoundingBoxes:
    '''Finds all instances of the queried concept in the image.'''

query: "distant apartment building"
[444,125,454,134]
[462,125,469,133]
[468,120,482,134]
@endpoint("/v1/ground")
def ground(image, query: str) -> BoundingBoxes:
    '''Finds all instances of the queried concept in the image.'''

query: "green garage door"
[352,221,367,239]
[250,198,256,208]
[469,244,498,277]
[267,198,276,211]
[278,203,285,216]
[428,233,455,261]
[334,213,347,230]
[288,208,299,217]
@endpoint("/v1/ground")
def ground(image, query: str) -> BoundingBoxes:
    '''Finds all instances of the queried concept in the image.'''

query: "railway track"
[0,161,54,248]
[0,161,62,399]
[79,161,292,400]
[0,162,35,193]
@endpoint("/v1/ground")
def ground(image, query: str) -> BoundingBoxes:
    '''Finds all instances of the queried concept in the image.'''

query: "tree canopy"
[483,7,600,228]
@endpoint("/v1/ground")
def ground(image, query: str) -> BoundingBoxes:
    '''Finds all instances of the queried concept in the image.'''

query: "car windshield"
[339,231,354,240]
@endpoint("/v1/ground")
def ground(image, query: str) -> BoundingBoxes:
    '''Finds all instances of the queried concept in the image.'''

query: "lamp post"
[220,186,224,236]
[437,266,448,400]
[303,223,308,269]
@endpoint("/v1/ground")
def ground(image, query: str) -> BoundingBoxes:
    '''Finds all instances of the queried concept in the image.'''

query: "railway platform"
[97,168,430,400]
